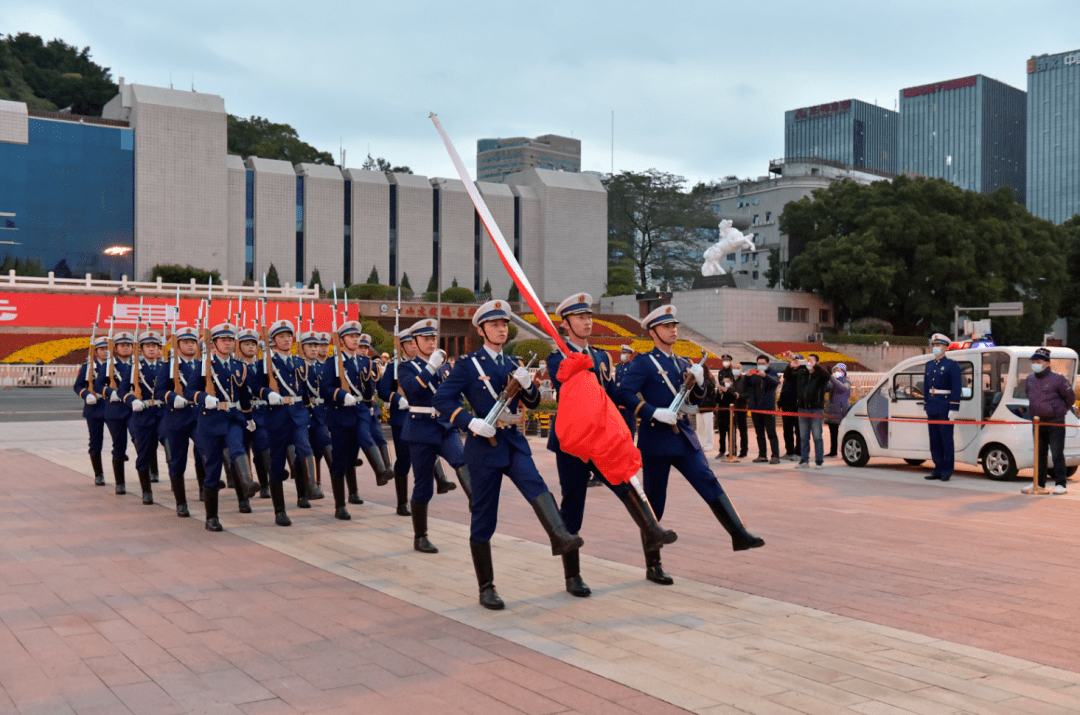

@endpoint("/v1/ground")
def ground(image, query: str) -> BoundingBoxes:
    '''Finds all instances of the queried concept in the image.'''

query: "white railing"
[0,364,80,388]
[1,271,319,298]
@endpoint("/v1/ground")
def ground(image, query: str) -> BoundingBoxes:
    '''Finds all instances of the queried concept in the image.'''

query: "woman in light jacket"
[824,363,851,457]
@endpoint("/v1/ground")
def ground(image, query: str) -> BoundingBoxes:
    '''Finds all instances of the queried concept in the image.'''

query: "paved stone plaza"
[2,420,1079,714]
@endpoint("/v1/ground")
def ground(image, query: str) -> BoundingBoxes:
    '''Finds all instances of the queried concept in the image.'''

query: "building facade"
[1027,48,1080,224]
[898,74,1026,202]
[476,134,580,183]
[784,99,898,175]
[0,84,609,303]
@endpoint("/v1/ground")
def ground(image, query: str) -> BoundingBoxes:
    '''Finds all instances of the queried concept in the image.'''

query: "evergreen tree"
[507,284,521,302]
[366,266,379,284]
[265,263,281,288]
[400,273,412,291]
[482,278,492,296]
[308,267,323,293]
[451,277,459,288]
[426,272,438,293]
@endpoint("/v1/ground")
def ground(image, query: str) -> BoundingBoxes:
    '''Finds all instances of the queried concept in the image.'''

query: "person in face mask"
[923,333,962,482]
[778,353,805,460]
[715,354,748,457]
[824,363,851,457]
[614,345,637,439]
[1022,347,1076,495]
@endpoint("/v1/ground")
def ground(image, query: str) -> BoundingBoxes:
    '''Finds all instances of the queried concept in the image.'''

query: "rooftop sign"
[902,75,977,99]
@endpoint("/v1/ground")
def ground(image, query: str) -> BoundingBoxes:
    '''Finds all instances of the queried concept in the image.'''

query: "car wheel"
[981,444,1018,481]
[903,459,926,466]
[842,432,869,467]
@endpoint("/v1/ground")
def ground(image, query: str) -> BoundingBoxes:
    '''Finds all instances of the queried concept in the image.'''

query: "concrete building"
[785,99,899,175]
[0,83,609,303]
[898,74,1026,202]
[1027,48,1080,224]
[476,134,580,183]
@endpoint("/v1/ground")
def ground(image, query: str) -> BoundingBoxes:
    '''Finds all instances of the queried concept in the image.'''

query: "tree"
[366,266,379,285]
[151,264,221,285]
[226,115,334,165]
[604,260,638,297]
[507,284,520,302]
[513,339,552,361]
[265,263,281,288]
[308,268,322,293]
[361,153,413,174]
[0,33,117,115]
[604,169,716,291]
[441,286,476,303]
[1058,215,1080,351]
[424,272,439,301]
[400,273,412,292]
[360,320,393,355]
[451,277,459,288]
[778,176,1069,342]
[482,278,492,297]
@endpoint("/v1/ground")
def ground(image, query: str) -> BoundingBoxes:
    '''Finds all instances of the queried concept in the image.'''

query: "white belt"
[930,389,949,395]
[308,398,324,406]
[410,406,438,415]
[143,399,158,407]
[277,396,302,405]
[252,399,267,408]
[210,401,240,410]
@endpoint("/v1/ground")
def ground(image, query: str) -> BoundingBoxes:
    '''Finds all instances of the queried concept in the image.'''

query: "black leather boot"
[363,446,393,486]
[194,453,206,501]
[233,454,261,499]
[395,471,410,516]
[256,449,271,498]
[456,465,473,512]
[643,535,674,585]
[309,453,325,500]
[204,487,222,532]
[469,541,504,610]
[331,477,350,520]
[620,488,677,551]
[171,475,189,517]
[294,455,315,508]
[270,481,291,526]
[149,449,160,483]
[708,494,765,551]
[433,459,457,494]
[529,492,585,556]
[137,468,153,505]
[112,459,126,495]
[562,550,591,597]
[232,466,251,514]
[411,501,438,553]
[225,452,235,489]
[91,452,105,486]
[346,465,363,504]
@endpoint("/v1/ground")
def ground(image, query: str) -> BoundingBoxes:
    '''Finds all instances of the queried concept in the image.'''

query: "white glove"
[652,408,678,425]
[513,366,533,389]
[947,410,959,420]
[85,394,98,405]
[204,396,219,410]
[131,400,145,412]
[468,418,497,438]
[343,394,357,407]
[247,419,257,432]
[688,364,704,385]
[426,350,445,373]
[267,391,282,406]
[397,395,410,410]
[173,396,187,409]
[109,392,120,403]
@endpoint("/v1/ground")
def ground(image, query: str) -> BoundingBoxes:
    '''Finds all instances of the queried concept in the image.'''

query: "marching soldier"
[255,320,316,525]
[298,332,328,500]
[614,344,638,440]
[122,330,166,505]
[358,334,402,511]
[154,325,205,517]
[101,331,135,494]
[546,294,676,597]
[615,305,764,585]
[73,336,110,486]
[235,329,272,498]
[398,319,472,554]
[923,333,962,482]
[433,300,584,610]
[185,322,260,531]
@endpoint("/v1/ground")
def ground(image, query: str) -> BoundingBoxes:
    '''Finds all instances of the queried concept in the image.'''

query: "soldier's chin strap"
[649,327,676,351]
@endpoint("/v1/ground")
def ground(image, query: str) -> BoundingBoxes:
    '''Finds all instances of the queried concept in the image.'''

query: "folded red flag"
[554,352,640,485]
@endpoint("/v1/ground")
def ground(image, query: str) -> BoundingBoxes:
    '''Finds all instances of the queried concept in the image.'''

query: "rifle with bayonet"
[171,289,184,393]
[132,296,145,400]
[107,298,117,391]
[87,304,101,395]
[331,283,346,390]
[667,349,708,433]
[261,275,279,393]
[392,285,401,392]
[481,352,537,446]
[204,276,216,400]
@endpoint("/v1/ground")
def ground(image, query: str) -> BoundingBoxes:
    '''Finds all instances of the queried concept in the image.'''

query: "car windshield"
[1013,357,1077,399]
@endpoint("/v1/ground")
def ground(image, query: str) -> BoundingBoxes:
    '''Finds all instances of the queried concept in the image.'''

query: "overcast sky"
[9,1,1079,186]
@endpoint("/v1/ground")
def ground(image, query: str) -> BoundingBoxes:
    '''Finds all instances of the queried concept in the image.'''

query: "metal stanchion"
[1025,416,1050,495]
[724,406,740,463]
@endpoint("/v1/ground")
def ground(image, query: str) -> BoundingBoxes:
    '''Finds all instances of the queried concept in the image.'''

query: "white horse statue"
[702,220,756,276]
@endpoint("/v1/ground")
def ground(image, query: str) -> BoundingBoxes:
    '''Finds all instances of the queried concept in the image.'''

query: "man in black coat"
[778,354,804,460]
[795,353,831,468]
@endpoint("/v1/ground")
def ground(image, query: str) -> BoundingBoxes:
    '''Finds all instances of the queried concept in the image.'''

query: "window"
[474,210,481,293]
[741,254,750,263]
[752,271,759,280]
[432,188,440,280]
[726,253,736,262]
[892,371,925,400]
[765,211,772,222]
[295,175,304,286]
[343,180,351,286]
[513,196,521,260]
[777,307,809,323]
[245,170,254,281]
[819,309,830,324]
[1014,357,1077,399]
[752,196,760,205]
[753,214,760,225]
[388,184,397,285]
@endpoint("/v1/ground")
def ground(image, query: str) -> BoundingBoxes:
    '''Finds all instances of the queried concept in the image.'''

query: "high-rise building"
[784,99,898,175]
[1027,48,1080,224]
[898,74,1026,202]
[476,134,580,183]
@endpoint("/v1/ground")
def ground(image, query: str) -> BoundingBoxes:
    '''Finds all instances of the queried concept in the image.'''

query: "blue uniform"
[185,356,253,489]
[923,356,962,477]
[305,359,332,455]
[547,344,629,533]
[613,360,637,438]
[360,361,387,449]
[320,352,374,481]
[238,358,271,455]
[101,360,133,461]
[615,347,721,520]
[154,357,202,478]
[121,358,164,472]
[74,360,108,455]
[377,361,412,477]
[254,352,314,481]
[433,348,545,543]
[400,356,465,504]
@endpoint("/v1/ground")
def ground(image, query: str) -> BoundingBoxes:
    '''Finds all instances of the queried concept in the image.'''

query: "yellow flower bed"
[2,337,90,364]
[771,349,855,365]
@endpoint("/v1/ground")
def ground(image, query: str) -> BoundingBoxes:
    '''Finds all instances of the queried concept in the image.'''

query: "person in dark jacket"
[824,363,852,457]
[746,355,780,463]
[1022,347,1077,495]
[714,371,737,458]
[715,354,748,457]
[795,353,830,468]
[778,354,804,460]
